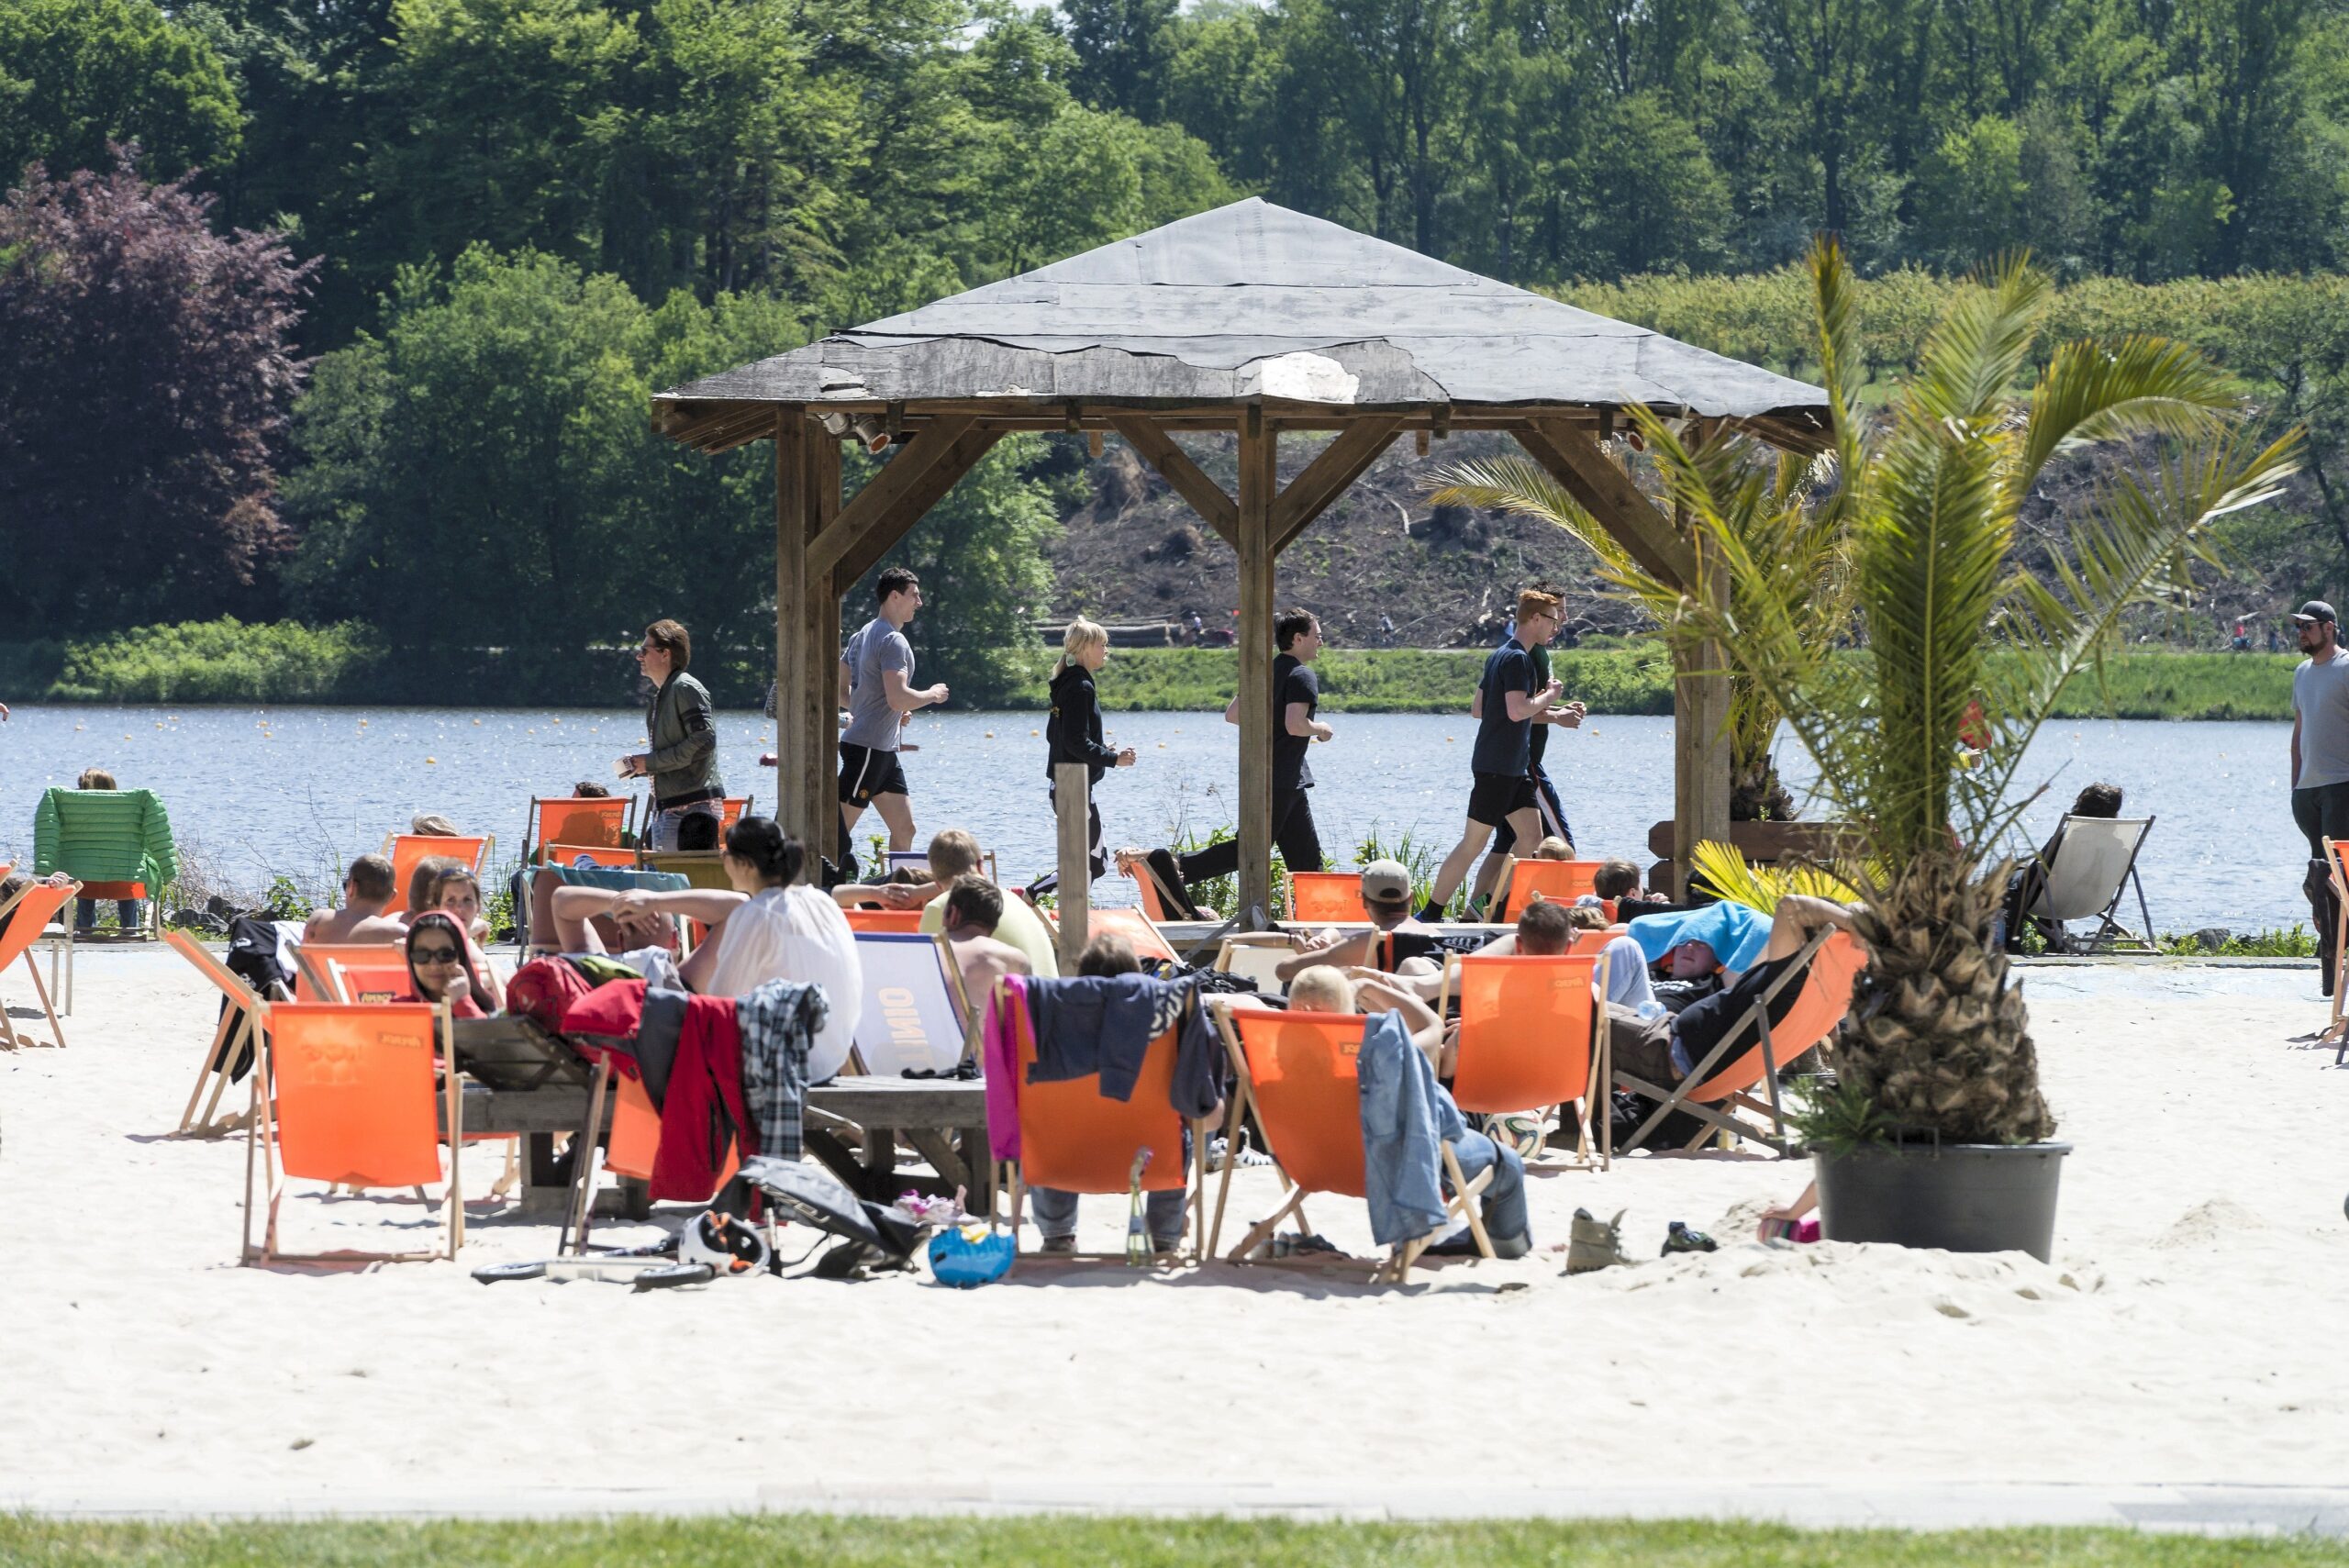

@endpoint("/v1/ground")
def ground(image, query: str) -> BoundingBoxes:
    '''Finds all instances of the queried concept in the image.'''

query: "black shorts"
[839,743,909,806]
[1467,771,1537,827]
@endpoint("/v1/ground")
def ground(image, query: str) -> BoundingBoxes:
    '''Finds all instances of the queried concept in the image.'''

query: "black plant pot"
[1815,1141,2071,1263]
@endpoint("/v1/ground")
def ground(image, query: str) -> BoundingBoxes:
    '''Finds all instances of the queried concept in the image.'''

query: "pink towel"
[983,974,1028,1162]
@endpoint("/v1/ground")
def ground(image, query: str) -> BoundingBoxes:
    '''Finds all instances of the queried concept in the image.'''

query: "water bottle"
[1124,1149,1152,1266]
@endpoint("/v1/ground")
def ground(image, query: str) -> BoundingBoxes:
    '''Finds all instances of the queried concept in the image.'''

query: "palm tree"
[1646,239,2298,1144]
[1426,417,1846,820]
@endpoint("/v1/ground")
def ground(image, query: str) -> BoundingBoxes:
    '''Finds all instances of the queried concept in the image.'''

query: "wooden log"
[1106,414,1238,545]
[1672,501,1732,899]
[806,415,979,579]
[831,428,1002,587]
[773,413,829,857]
[1270,417,1403,553]
[1514,417,1695,592]
[1236,423,1276,927]
[1054,762,1092,968]
[803,432,842,866]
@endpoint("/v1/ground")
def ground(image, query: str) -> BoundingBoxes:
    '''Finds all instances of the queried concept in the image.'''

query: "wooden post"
[774,411,827,858]
[1235,417,1276,927]
[1054,762,1091,969]
[806,433,842,873]
[1672,500,1732,897]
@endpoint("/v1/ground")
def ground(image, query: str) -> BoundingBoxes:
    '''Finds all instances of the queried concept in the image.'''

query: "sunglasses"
[412,946,462,964]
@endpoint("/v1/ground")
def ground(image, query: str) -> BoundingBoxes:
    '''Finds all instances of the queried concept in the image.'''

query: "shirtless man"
[301,854,408,944]
[935,874,1032,1006]
[548,884,693,991]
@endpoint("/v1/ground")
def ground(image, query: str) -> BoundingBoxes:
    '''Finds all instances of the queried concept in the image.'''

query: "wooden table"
[806,1075,992,1211]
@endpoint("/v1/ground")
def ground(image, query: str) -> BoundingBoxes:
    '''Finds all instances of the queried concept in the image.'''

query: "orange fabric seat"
[1012,1002,1191,1199]
[1287,872,1369,923]
[1678,929,1864,1106]
[246,1002,464,1262]
[527,796,631,862]
[0,880,76,1050]
[540,842,636,870]
[1501,861,1607,922]
[76,880,147,900]
[843,907,925,934]
[719,797,751,835]
[381,834,491,917]
[294,942,410,1004]
[1566,924,1631,955]
[1448,952,1609,1167]
[1086,906,1178,966]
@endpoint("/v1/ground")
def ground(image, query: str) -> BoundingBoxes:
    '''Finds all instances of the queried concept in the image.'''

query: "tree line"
[4,0,2349,683]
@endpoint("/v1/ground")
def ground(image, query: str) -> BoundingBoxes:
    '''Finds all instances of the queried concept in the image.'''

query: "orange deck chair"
[165,928,273,1133]
[379,834,493,917]
[1208,1002,1492,1282]
[1567,924,1631,956]
[0,879,77,1050]
[2324,837,2349,1052]
[526,795,634,864]
[1444,952,1611,1170]
[1286,871,1369,924]
[843,907,927,935]
[540,843,637,871]
[1087,906,1179,966]
[1616,927,1862,1155]
[244,1001,465,1263]
[295,943,410,1004]
[718,796,752,835]
[1006,981,1203,1262]
[1500,860,1607,923]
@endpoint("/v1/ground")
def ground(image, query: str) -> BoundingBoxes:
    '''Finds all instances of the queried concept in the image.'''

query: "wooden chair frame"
[1611,927,1835,1156]
[2322,838,2349,1056]
[1206,1001,1492,1284]
[0,879,78,1051]
[163,928,272,1133]
[523,795,640,865]
[242,1001,466,1264]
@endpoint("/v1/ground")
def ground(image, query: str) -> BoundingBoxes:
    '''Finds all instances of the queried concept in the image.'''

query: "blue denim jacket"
[1355,1011,1466,1246]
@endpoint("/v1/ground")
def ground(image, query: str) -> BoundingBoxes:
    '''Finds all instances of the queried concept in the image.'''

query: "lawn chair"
[1442,951,1610,1170]
[541,843,637,870]
[850,931,974,1073]
[1568,925,1630,956]
[2019,815,2155,953]
[1215,932,1297,996]
[843,907,927,935]
[0,879,77,1050]
[719,796,753,836]
[379,833,493,917]
[243,1001,465,1263]
[1004,982,1205,1262]
[291,941,406,1003]
[1614,928,1863,1155]
[1500,860,1606,923]
[523,795,636,864]
[1089,906,1179,967]
[1208,1002,1491,1283]
[34,786,176,941]
[164,928,273,1133]
[640,851,732,889]
[1287,871,1369,923]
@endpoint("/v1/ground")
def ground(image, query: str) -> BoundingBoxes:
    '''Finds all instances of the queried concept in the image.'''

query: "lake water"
[0,704,2308,933]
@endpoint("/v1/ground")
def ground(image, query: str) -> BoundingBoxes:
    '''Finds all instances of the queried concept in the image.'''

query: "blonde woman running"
[1041,618,1135,885]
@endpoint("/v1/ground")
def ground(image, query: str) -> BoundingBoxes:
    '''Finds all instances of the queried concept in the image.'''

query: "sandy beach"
[3,948,2345,1519]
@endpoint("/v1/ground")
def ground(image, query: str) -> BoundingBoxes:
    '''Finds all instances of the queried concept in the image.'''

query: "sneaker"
[1038,1234,1077,1255]
[1660,1219,1718,1257]
[1566,1207,1631,1274]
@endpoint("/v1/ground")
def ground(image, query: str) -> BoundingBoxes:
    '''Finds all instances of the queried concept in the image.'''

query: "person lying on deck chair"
[1607,895,1857,1094]
[303,853,408,944]
[937,873,1032,1006]
[1271,860,1440,983]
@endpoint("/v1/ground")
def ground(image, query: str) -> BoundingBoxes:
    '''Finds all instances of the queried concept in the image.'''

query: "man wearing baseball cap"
[2291,600,2349,993]
[1273,859,1441,982]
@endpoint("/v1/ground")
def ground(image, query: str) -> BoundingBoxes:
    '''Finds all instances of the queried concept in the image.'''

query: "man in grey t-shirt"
[837,566,948,877]
[2289,599,2349,995]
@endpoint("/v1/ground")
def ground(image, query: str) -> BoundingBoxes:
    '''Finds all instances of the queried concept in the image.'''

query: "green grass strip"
[5,1516,2348,1567]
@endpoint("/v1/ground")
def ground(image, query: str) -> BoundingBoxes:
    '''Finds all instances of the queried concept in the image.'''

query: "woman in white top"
[597,817,863,1083]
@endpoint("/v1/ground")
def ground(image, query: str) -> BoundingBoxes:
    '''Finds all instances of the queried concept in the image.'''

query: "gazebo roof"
[656,198,1826,445]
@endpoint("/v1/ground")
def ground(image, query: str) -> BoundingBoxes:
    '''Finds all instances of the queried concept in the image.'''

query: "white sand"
[3,949,2345,1516]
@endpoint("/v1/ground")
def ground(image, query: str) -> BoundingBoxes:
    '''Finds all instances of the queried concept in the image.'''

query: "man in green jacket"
[33,767,177,935]
[617,618,725,851]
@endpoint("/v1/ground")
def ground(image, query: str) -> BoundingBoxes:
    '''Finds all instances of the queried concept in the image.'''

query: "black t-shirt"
[1274,652,1319,791]
[1527,641,1553,772]
[1471,639,1536,776]
[1670,952,1803,1076]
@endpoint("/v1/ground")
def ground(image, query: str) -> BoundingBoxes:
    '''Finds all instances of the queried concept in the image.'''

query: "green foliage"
[46,618,383,703]
[0,0,243,183]
[1011,648,1673,714]
[2154,925,2320,958]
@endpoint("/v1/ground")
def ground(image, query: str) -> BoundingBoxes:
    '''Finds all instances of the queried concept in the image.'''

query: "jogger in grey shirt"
[836,567,947,877]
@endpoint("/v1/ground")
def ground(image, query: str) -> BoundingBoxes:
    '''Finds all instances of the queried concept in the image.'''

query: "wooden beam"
[1054,763,1092,968]
[1514,418,1696,592]
[1107,415,1237,546]
[805,434,842,868]
[1234,423,1277,927]
[1672,500,1733,899]
[1270,417,1403,553]
[774,413,827,859]
[829,428,1002,588]
[807,415,979,580]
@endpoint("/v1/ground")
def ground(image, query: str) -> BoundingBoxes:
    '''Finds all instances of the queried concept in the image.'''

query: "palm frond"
[1689,839,1866,912]
[2011,334,2243,500]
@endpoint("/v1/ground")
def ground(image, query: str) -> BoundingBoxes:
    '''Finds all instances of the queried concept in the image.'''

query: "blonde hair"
[1286,965,1355,1014]
[1053,617,1108,676]
[1534,836,1574,861]
[928,828,983,879]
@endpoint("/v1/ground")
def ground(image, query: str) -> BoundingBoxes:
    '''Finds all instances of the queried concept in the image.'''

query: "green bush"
[46,617,385,703]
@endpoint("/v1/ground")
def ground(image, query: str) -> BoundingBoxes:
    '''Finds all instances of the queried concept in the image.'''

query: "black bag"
[740,1156,921,1277]
[2306,858,2338,998]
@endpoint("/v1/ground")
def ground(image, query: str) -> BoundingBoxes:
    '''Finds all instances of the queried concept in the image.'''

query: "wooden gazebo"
[654,198,1829,916]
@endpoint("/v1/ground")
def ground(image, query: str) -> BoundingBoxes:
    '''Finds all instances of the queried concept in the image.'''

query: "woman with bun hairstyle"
[577,817,863,1081]
[1043,617,1136,884]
